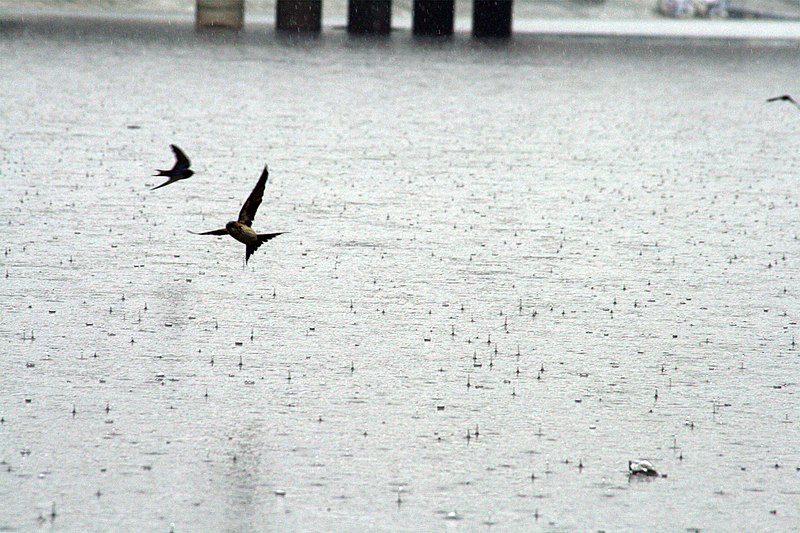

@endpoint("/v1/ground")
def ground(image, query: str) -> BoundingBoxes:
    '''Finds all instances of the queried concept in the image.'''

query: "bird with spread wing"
[766,94,800,111]
[190,165,285,264]
[152,144,194,190]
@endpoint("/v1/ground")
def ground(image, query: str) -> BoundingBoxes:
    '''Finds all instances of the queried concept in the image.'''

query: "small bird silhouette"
[190,165,285,264]
[766,94,800,111]
[152,144,194,190]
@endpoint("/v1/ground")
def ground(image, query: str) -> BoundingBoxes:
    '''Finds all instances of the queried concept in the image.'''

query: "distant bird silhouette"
[766,94,800,111]
[152,144,194,190]
[190,165,285,264]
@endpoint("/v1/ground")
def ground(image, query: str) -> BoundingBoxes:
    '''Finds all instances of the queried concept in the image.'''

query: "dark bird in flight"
[152,144,194,190]
[190,165,285,264]
[766,94,800,111]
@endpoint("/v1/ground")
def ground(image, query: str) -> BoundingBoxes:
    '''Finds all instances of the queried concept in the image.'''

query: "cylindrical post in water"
[277,0,323,33]
[412,0,454,36]
[347,0,391,35]
[473,0,513,38]
[196,0,244,30]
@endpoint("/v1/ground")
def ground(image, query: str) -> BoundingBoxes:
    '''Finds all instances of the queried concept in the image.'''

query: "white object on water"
[629,459,659,476]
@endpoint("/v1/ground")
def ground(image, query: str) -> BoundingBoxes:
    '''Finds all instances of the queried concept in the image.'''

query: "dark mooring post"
[413,0,454,37]
[473,0,512,38]
[196,0,245,30]
[277,0,322,33]
[348,0,391,34]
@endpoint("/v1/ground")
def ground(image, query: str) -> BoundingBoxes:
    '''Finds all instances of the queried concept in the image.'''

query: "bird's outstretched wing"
[238,166,269,228]
[189,229,228,236]
[766,94,800,108]
[170,144,191,171]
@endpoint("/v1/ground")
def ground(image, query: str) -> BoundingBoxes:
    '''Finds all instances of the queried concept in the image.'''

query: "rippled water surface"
[1,21,799,532]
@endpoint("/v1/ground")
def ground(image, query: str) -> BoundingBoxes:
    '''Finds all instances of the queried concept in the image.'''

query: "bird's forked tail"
[245,232,286,263]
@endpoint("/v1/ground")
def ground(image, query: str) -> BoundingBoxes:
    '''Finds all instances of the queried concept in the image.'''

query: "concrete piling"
[196,0,511,38]
[277,0,323,33]
[196,0,244,30]
[413,0,454,37]
[472,0,512,38]
[348,0,392,35]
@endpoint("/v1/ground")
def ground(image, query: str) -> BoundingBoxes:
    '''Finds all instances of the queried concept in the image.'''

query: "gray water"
[1,20,800,532]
